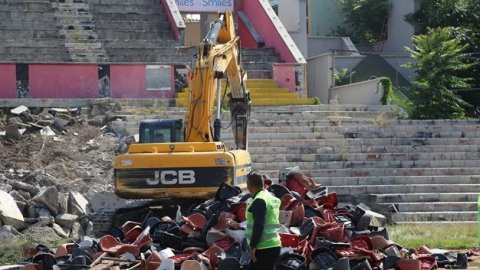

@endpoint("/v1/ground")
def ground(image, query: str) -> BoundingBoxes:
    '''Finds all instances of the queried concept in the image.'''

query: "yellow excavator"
[92,12,252,232]
[114,11,251,200]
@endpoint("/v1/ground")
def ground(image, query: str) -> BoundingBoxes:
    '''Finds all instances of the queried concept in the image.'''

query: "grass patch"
[0,238,71,265]
[389,223,479,249]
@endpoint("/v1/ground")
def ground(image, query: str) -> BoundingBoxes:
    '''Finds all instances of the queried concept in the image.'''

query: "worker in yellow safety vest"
[246,172,281,270]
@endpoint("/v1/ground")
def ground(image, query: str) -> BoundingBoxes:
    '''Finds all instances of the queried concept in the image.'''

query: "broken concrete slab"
[40,126,55,136]
[5,124,22,140]
[9,181,40,196]
[55,213,78,229]
[0,190,25,230]
[3,225,21,236]
[36,119,54,126]
[10,105,29,115]
[70,222,85,239]
[28,216,54,228]
[27,122,46,129]
[38,208,53,219]
[24,169,47,183]
[22,226,61,244]
[53,117,70,130]
[0,226,18,244]
[68,192,91,217]
[87,116,106,127]
[0,183,13,193]
[52,223,70,238]
[9,190,27,202]
[32,186,59,215]
[58,193,68,214]
[16,201,26,213]
[27,205,37,218]
[87,191,128,212]
[17,190,31,201]
[85,221,93,236]
[79,140,100,153]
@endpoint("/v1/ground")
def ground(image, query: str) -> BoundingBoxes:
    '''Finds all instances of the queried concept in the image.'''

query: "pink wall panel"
[237,18,258,49]
[273,64,296,92]
[237,0,295,63]
[110,65,175,98]
[29,64,99,98]
[0,64,17,98]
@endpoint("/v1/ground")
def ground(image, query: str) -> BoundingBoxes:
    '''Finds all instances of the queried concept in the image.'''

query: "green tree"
[332,0,389,43]
[405,0,480,102]
[404,27,473,119]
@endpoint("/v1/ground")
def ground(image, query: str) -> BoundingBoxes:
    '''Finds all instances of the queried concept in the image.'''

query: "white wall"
[330,78,384,105]
[307,53,333,102]
[382,0,415,54]
[278,0,308,57]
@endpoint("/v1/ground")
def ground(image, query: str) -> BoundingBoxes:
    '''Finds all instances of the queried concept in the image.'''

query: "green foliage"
[334,68,355,86]
[332,0,389,43]
[378,77,413,119]
[313,97,321,105]
[380,77,393,105]
[389,223,478,249]
[404,27,473,119]
[405,0,480,94]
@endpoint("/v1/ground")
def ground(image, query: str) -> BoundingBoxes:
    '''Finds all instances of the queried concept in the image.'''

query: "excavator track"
[91,199,205,237]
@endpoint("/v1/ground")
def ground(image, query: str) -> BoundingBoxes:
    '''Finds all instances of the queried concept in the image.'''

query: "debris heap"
[0,102,129,245]
[9,171,476,270]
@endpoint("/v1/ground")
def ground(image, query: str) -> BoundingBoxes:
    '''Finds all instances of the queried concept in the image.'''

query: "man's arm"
[248,199,266,248]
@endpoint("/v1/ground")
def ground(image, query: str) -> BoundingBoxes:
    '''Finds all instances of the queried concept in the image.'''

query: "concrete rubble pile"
[0,101,129,247]
[0,100,123,141]
[7,170,476,270]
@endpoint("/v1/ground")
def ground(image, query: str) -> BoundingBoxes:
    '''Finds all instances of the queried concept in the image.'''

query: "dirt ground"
[0,122,117,195]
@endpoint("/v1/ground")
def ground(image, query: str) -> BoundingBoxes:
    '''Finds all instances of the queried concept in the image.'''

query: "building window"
[146,65,171,91]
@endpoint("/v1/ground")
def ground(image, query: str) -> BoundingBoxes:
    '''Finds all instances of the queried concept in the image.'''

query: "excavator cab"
[138,119,184,143]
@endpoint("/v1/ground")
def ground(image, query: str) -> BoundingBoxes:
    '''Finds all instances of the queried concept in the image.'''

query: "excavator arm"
[184,11,251,150]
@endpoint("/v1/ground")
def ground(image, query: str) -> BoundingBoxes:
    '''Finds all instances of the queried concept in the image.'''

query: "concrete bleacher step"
[0,38,65,47]
[328,183,480,195]
[390,211,477,222]
[252,152,480,163]
[384,202,477,212]
[0,1,51,11]
[375,192,479,203]
[175,79,315,107]
[246,145,480,155]
[0,53,71,61]
[313,175,480,186]
[0,10,56,20]
[0,19,57,29]
[227,137,480,147]
[120,105,480,222]
[95,21,170,31]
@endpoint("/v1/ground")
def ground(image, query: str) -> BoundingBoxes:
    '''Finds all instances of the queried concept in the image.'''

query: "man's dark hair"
[247,171,264,189]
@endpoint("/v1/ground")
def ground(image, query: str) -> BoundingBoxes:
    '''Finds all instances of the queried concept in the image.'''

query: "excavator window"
[139,119,184,143]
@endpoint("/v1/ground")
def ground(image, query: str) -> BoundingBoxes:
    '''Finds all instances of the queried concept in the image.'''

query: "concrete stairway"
[0,0,69,62]
[118,104,480,223]
[1,0,282,79]
[87,0,176,63]
[53,1,109,62]
[85,0,280,77]
[175,79,315,106]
